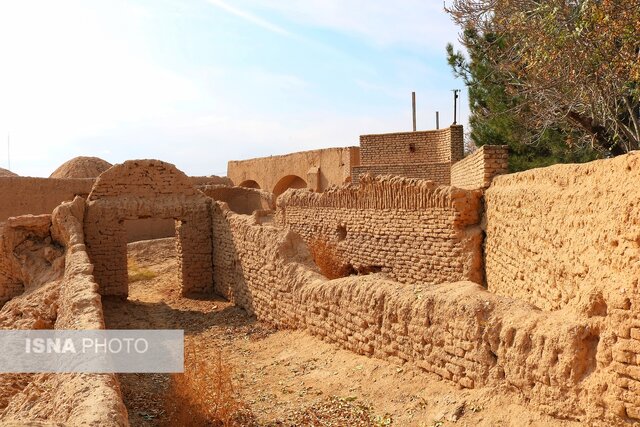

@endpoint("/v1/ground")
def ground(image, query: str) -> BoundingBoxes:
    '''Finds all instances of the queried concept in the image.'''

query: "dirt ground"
[102,238,581,427]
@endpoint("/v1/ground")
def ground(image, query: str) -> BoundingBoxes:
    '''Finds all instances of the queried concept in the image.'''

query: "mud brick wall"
[485,152,640,420]
[200,185,274,215]
[351,163,451,185]
[352,126,463,185]
[0,177,94,222]
[0,215,53,307]
[228,147,360,193]
[274,175,484,286]
[450,145,509,190]
[485,152,640,311]
[0,197,129,426]
[84,160,213,297]
[212,204,624,424]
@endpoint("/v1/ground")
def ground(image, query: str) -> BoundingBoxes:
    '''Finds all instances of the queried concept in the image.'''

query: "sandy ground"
[102,238,581,427]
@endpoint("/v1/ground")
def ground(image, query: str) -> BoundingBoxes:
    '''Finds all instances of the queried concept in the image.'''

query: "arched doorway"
[272,175,307,197]
[239,180,260,189]
[84,160,213,297]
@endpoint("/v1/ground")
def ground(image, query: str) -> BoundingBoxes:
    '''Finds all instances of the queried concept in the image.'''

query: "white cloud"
[244,0,462,51]
[206,0,294,38]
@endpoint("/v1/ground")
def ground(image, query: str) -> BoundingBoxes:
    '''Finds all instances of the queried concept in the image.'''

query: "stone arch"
[273,175,307,197]
[84,160,213,297]
[239,180,260,189]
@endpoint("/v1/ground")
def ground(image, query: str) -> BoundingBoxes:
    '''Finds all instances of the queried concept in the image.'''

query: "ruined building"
[0,127,638,425]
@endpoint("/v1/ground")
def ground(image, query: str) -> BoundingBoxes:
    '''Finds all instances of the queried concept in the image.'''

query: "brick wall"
[211,203,619,424]
[0,177,94,222]
[485,152,640,421]
[359,126,464,165]
[84,160,213,297]
[353,126,464,185]
[351,162,451,185]
[450,145,509,190]
[274,174,484,286]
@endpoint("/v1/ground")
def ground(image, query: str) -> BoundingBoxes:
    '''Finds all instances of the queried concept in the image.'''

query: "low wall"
[0,177,94,222]
[451,145,509,190]
[212,203,623,424]
[275,175,483,286]
[351,162,451,185]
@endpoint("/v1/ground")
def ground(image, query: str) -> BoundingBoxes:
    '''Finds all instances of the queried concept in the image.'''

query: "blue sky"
[0,0,469,177]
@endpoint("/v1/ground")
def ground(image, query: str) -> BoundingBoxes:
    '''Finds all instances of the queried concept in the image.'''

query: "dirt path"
[102,238,579,427]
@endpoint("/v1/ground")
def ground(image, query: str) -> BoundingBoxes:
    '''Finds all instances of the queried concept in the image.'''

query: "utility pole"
[452,89,460,125]
[412,91,417,131]
[436,111,440,130]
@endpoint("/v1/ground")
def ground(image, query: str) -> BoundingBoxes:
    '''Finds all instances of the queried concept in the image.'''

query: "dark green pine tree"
[447,29,600,172]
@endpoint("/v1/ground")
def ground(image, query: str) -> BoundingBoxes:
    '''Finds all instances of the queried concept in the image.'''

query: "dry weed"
[163,341,255,426]
[127,258,158,283]
[308,239,355,280]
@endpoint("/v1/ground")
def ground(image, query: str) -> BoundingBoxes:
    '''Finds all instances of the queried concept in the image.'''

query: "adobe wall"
[451,145,509,190]
[200,185,274,215]
[0,197,129,426]
[227,147,360,193]
[84,160,213,297]
[274,174,484,286]
[0,177,94,222]
[211,203,624,424]
[352,126,464,185]
[484,152,640,311]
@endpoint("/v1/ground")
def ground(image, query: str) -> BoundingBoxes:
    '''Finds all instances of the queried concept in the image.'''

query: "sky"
[0,0,469,177]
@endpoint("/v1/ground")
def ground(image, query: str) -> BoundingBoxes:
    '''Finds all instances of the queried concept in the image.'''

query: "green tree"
[447,0,640,156]
[447,29,599,172]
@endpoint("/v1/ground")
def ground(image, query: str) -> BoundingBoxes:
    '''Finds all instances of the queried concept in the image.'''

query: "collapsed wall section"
[0,197,129,426]
[275,175,484,285]
[212,204,619,424]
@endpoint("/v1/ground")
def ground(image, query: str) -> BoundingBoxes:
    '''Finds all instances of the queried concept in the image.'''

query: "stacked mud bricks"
[351,125,464,185]
[84,160,213,297]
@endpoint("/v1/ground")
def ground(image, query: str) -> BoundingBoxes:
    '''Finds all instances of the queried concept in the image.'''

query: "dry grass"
[308,239,355,280]
[127,258,158,283]
[163,341,255,426]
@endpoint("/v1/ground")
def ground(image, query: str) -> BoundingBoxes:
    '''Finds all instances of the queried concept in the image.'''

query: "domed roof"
[0,167,18,177]
[50,156,112,179]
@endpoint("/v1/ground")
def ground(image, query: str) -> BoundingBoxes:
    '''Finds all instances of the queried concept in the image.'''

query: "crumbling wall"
[484,152,640,420]
[0,177,94,222]
[0,215,65,307]
[0,197,129,426]
[84,160,213,297]
[212,204,620,424]
[275,175,484,286]
[351,126,464,185]
[451,145,509,190]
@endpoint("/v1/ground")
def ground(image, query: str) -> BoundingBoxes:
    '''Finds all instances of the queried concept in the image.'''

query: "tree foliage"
[447,0,640,155]
[447,29,599,172]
